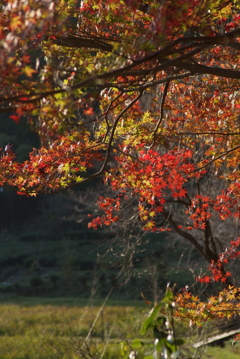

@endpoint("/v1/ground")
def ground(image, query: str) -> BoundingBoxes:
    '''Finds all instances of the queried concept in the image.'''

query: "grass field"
[0,296,145,359]
[0,296,239,359]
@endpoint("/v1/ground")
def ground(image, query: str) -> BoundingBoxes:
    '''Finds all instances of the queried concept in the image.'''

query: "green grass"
[207,342,240,359]
[0,298,238,359]
[0,300,146,359]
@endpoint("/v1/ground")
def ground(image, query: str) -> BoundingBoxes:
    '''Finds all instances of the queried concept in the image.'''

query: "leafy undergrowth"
[0,300,238,359]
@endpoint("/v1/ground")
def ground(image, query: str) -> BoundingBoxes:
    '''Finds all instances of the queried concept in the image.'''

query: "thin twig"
[193,144,240,173]
[121,72,192,93]
[92,91,144,177]
[99,317,117,359]
[82,287,113,346]
[150,80,170,148]
[102,91,124,143]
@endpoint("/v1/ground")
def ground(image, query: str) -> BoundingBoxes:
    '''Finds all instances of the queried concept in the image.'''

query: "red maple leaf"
[84,108,94,115]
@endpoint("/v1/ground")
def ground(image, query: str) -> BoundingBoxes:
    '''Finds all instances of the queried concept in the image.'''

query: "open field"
[0,297,239,359]
[0,297,145,359]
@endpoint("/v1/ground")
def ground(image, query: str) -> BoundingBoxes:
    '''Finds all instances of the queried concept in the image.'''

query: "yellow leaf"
[144,221,155,229]
[23,66,37,78]
[149,211,155,217]
[10,16,21,31]
[41,106,52,113]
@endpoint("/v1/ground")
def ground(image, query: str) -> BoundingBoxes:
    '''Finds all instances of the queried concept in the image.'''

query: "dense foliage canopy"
[0,0,239,331]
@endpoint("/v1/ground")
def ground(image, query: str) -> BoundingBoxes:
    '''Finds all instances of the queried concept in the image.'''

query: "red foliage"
[197,238,240,283]
[0,0,239,327]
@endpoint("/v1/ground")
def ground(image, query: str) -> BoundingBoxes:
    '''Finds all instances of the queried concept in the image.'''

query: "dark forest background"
[0,114,204,301]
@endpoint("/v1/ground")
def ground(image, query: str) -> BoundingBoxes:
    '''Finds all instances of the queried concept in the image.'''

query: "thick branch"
[52,34,113,52]
[150,79,170,147]
[162,211,233,286]
[1,28,239,108]
[204,220,219,261]
[161,209,208,261]
[52,26,240,54]
[178,61,240,79]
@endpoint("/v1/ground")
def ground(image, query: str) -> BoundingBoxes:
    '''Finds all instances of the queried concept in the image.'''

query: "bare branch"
[84,91,144,181]
[150,80,170,148]
[194,145,240,173]
[178,61,240,79]
[122,72,192,92]
[52,33,114,51]
[161,209,208,261]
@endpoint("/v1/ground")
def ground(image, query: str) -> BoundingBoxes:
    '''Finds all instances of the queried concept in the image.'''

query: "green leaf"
[119,341,128,356]
[140,303,163,334]
[162,289,174,304]
[156,315,166,326]
[131,338,144,349]
[155,337,168,352]
[165,340,175,353]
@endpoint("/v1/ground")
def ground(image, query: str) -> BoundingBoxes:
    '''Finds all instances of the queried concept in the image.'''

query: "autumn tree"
[0,0,239,288]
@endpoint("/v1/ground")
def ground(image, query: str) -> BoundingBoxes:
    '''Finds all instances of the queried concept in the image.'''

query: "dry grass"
[0,300,238,359]
[0,302,144,358]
